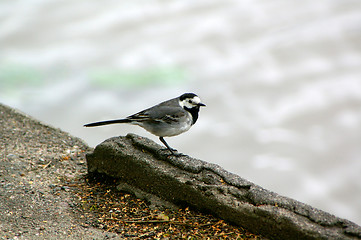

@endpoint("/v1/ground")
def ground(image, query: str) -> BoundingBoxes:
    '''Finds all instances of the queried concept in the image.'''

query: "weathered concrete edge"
[1,103,90,148]
[86,134,361,240]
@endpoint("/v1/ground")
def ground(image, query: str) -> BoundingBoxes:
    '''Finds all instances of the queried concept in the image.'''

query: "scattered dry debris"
[70,174,264,239]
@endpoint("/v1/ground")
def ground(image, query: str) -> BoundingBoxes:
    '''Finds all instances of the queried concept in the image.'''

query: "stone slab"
[86,134,361,240]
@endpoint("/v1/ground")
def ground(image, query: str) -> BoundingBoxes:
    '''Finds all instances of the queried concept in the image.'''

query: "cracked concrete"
[87,133,361,240]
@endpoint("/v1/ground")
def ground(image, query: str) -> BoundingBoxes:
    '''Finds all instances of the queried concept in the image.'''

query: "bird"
[84,93,205,155]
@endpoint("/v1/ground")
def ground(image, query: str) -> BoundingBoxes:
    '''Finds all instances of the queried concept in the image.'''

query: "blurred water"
[1,0,361,224]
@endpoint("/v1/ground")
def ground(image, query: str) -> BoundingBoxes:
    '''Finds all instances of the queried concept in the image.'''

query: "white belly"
[134,112,193,137]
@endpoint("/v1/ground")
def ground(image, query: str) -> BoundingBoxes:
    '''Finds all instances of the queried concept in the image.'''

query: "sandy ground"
[0,104,120,239]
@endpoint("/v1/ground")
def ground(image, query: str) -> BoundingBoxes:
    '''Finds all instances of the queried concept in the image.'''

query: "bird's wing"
[127,106,187,123]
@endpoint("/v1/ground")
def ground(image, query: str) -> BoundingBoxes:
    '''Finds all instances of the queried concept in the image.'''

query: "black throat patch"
[184,106,200,125]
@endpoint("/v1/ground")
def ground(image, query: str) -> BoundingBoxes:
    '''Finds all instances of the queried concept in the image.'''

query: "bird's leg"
[159,137,177,155]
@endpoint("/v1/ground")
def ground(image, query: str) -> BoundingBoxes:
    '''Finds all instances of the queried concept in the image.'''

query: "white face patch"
[180,96,202,109]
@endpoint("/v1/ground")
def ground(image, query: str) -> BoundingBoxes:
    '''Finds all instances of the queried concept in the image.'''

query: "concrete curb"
[86,133,361,240]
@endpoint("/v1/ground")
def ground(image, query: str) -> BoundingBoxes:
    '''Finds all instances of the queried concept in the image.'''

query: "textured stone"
[87,134,361,240]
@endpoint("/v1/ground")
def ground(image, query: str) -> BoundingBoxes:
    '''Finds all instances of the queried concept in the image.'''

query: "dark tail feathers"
[84,118,131,127]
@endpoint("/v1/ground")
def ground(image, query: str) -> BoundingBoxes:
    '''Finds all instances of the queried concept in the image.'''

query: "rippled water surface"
[1,0,361,224]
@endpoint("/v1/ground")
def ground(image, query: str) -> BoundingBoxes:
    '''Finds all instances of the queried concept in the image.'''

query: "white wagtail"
[84,93,205,155]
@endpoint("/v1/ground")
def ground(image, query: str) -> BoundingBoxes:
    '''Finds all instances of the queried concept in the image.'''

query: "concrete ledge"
[86,134,361,240]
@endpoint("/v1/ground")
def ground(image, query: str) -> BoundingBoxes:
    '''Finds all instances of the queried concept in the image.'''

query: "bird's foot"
[159,148,186,156]
[171,152,187,157]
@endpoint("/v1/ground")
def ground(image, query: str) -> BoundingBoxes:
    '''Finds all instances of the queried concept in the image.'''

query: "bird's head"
[179,93,206,110]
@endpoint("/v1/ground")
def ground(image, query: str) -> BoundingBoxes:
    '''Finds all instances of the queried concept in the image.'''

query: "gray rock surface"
[87,134,361,240]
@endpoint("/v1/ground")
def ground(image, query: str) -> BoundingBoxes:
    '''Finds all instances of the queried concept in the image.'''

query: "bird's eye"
[188,100,192,103]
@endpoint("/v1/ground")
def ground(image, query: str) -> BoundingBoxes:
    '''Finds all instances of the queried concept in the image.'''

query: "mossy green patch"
[89,67,187,89]
[0,63,45,89]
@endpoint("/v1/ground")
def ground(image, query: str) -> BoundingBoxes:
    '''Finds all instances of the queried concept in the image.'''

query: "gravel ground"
[0,103,264,239]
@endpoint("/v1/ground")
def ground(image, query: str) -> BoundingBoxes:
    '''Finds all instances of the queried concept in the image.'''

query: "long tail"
[84,118,131,127]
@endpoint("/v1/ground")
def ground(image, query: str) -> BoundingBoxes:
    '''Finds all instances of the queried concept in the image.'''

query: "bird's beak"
[198,102,206,107]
